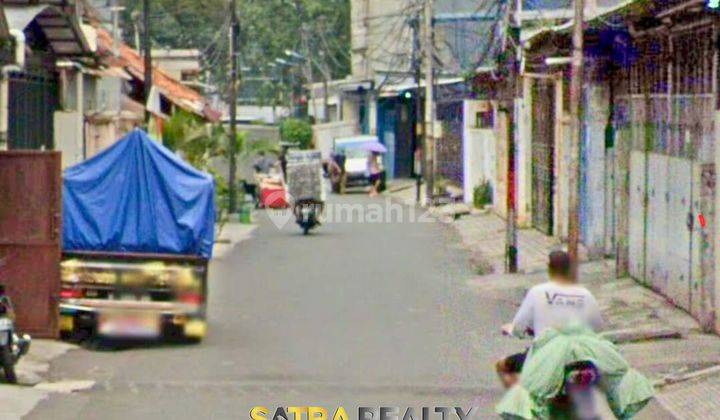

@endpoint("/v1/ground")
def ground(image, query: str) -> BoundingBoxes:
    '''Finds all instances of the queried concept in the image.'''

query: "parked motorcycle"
[294,199,323,235]
[0,285,31,384]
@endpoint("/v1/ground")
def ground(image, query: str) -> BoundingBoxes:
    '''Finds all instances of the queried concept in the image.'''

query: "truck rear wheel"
[179,319,206,344]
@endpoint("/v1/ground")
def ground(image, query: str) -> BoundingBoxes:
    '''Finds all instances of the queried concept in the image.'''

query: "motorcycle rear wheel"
[0,344,17,384]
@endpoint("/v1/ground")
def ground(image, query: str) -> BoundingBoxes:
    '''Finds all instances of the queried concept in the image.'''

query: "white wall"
[308,95,340,123]
[463,100,497,205]
[313,121,360,159]
[54,111,84,168]
[235,105,289,124]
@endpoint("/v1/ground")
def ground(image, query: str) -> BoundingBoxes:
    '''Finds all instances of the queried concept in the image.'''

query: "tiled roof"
[94,27,219,122]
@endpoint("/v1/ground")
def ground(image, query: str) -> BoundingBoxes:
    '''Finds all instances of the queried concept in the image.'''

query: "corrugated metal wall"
[617,22,717,329]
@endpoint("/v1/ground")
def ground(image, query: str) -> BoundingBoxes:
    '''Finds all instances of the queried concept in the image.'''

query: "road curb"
[602,327,683,344]
[655,364,720,389]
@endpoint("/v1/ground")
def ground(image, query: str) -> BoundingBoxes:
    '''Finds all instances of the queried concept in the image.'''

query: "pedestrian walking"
[367,151,383,197]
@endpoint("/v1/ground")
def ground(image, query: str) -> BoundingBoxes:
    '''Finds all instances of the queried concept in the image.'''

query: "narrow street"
[27,195,517,419]
[2,1,720,419]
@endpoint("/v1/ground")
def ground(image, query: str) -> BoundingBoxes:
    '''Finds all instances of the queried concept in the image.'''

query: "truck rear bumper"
[60,304,206,340]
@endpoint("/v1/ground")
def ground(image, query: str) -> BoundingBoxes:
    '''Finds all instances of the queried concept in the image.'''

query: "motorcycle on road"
[286,150,325,236]
[293,199,323,235]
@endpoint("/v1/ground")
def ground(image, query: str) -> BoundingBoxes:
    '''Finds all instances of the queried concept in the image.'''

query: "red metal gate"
[0,152,61,338]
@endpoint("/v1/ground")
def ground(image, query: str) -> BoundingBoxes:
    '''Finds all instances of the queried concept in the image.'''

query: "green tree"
[120,0,351,104]
[280,118,313,149]
[163,110,221,170]
[163,109,277,219]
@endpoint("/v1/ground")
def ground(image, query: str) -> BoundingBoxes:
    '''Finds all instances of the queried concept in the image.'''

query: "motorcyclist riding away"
[497,251,602,389]
[495,251,654,419]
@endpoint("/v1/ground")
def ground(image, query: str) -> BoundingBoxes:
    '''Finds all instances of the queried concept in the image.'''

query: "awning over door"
[3,3,90,56]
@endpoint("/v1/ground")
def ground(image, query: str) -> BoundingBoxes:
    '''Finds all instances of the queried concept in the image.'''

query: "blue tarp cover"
[63,129,216,258]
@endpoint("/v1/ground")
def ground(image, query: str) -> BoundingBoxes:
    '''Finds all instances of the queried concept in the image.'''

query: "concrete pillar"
[76,70,85,160]
[554,75,567,240]
[516,76,533,227]
[0,76,9,151]
[337,94,343,121]
[615,107,631,278]
[494,107,509,219]
[368,92,378,135]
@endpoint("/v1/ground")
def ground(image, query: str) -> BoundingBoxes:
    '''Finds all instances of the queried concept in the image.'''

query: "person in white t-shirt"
[495,251,603,389]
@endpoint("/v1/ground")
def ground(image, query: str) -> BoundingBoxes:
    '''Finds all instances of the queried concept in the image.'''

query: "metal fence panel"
[0,152,61,338]
[530,78,555,235]
[647,154,669,293]
[8,70,59,151]
[666,156,693,310]
[629,151,646,282]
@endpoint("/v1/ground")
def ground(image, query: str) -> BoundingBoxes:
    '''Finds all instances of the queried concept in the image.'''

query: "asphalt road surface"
[26,194,550,419]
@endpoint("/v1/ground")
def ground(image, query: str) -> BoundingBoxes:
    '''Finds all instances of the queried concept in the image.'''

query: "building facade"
[494,0,720,333]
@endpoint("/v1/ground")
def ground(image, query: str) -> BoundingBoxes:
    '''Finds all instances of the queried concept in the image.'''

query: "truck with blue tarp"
[59,129,215,342]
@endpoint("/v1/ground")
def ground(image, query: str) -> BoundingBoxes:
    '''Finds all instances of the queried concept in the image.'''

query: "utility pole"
[411,13,423,204]
[503,0,522,273]
[110,0,123,57]
[142,0,152,122]
[422,0,435,206]
[299,24,317,120]
[568,0,585,278]
[322,77,329,122]
[228,0,240,213]
[319,51,330,123]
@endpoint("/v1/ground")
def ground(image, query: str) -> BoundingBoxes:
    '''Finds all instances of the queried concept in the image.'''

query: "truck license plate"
[98,312,160,338]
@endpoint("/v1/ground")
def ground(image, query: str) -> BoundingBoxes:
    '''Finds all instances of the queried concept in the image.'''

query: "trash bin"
[239,203,253,224]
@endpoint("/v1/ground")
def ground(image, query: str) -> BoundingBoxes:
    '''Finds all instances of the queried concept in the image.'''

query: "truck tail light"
[60,288,83,299]
[179,292,203,306]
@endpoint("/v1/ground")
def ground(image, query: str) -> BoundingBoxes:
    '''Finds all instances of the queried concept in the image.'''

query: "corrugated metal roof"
[523,0,642,47]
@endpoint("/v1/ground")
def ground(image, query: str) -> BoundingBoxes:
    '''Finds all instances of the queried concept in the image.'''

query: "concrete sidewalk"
[213,222,257,259]
[387,183,720,418]
[0,339,87,419]
[466,263,720,382]
[388,179,581,274]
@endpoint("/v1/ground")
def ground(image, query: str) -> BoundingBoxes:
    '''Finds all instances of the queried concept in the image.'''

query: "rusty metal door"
[531,79,556,235]
[0,152,61,338]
